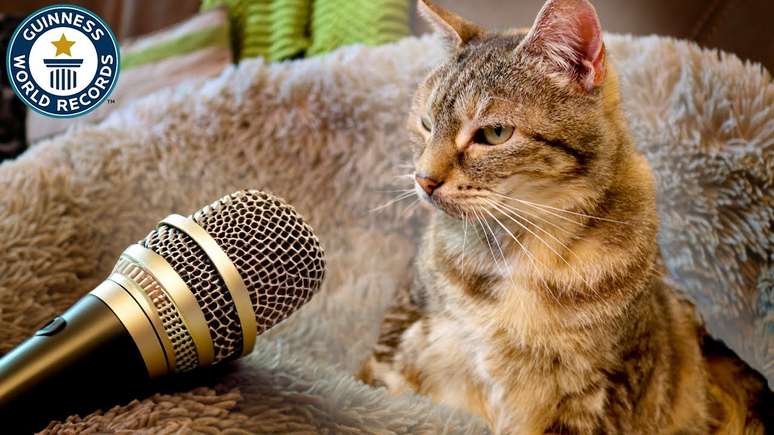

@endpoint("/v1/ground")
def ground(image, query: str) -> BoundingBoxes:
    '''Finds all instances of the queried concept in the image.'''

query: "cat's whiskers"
[479,207,514,281]
[461,211,468,279]
[377,188,415,194]
[484,198,595,292]
[490,198,576,237]
[384,185,415,191]
[479,208,527,293]
[487,198,606,303]
[492,192,585,227]
[490,191,629,225]
[487,198,579,259]
[401,199,421,218]
[370,190,416,213]
[477,208,535,305]
[472,208,507,278]
[480,206,566,310]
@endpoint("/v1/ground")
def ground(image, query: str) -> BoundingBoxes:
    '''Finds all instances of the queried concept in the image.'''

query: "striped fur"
[361,1,771,433]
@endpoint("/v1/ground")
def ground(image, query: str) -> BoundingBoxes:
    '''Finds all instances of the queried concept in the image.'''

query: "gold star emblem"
[51,33,75,56]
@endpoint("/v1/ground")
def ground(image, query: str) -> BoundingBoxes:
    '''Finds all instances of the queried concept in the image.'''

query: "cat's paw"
[357,356,414,395]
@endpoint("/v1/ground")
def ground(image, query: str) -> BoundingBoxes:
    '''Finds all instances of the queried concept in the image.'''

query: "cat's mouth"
[415,185,484,220]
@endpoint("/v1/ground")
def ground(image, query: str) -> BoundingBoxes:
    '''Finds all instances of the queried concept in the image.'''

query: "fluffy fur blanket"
[0,34,770,432]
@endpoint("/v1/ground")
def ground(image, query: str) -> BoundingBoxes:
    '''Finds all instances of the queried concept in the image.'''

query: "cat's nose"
[415,174,443,196]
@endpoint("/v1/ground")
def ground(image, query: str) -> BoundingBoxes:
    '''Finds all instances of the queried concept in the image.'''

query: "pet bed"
[0,34,771,432]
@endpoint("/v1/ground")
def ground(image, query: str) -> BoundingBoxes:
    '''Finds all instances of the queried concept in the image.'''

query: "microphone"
[0,190,326,431]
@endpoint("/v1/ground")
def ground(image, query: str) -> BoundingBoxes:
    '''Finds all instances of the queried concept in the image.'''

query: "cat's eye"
[420,116,432,132]
[474,125,514,145]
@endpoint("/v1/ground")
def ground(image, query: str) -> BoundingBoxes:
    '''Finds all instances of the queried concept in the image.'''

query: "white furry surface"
[0,34,770,432]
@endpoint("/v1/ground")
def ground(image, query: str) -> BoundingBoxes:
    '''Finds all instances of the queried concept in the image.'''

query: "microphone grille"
[141,190,325,366]
[191,190,326,334]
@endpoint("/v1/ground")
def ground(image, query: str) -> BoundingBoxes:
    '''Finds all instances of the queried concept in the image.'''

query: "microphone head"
[108,190,325,373]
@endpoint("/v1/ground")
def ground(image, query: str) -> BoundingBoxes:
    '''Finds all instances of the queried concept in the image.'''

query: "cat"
[360,0,771,433]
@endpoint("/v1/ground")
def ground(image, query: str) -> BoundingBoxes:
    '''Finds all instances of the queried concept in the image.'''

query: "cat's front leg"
[358,355,418,396]
[358,279,427,395]
[381,318,433,392]
[358,318,429,396]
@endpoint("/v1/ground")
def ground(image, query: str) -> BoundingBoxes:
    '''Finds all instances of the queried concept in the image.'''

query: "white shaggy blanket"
[0,34,770,432]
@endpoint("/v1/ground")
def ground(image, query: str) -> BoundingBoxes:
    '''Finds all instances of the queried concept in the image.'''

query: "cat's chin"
[425,197,468,220]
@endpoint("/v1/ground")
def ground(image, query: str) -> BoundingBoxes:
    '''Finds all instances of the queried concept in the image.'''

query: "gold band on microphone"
[91,280,169,377]
[121,244,215,368]
[160,214,257,356]
[108,272,176,371]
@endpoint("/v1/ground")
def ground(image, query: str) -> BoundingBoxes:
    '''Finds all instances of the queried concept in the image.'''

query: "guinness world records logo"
[6,4,120,118]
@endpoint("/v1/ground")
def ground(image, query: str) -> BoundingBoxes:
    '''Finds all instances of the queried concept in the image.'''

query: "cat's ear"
[418,0,483,48]
[522,0,605,91]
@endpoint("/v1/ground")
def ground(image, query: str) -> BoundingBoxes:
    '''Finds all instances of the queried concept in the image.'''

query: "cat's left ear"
[522,0,606,91]
[418,0,483,49]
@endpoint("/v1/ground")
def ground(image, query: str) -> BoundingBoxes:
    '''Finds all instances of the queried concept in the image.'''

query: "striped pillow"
[202,0,410,61]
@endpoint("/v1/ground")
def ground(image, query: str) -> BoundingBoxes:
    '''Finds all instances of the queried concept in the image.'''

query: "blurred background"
[2,0,771,69]
[0,1,201,41]
[1,0,772,160]
[413,0,773,73]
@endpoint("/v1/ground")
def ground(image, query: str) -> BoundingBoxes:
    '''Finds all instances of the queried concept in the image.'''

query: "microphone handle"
[0,293,150,433]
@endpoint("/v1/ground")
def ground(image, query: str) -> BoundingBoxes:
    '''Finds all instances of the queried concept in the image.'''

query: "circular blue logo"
[6,4,120,118]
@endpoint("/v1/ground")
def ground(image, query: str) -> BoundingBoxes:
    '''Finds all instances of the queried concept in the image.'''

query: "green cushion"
[307,0,410,56]
[202,0,410,61]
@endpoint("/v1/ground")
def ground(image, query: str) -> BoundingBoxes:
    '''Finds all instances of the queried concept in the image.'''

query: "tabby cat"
[360,0,771,433]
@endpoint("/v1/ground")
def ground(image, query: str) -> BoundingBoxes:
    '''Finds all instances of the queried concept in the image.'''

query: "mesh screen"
[141,190,325,364]
[192,190,326,335]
